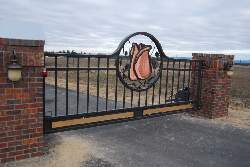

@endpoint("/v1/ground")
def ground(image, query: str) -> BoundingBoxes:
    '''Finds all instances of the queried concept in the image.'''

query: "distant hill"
[170,56,250,65]
[234,60,250,65]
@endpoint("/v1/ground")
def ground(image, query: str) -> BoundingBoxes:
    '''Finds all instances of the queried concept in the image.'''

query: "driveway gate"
[43,32,203,133]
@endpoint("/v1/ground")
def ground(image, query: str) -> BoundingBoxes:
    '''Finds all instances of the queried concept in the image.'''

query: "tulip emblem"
[129,43,152,81]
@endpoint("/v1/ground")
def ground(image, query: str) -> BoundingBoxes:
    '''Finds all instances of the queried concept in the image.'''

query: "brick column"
[192,53,234,119]
[0,38,45,163]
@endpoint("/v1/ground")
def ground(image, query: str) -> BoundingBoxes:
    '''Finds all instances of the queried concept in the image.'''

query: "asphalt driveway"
[44,85,127,117]
[6,114,250,167]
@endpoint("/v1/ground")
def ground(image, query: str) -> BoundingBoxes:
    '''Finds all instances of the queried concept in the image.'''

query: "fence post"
[191,53,234,118]
[0,37,45,163]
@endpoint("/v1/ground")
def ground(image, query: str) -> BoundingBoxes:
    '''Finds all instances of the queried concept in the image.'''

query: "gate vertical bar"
[192,61,197,104]
[182,60,187,89]
[96,57,100,112]
[106,57,109,111]
[123,85,126,108]
[152,84,155,105]
[177,60,181,91]
[87,57,90,113]
[54,56,58,116]
[158,68,162,104]
[165,59,169,103]
[121,58,126,109]
[170,60,175,103]
[187,60,192,100]
[115,65,118,109]
[77,56,80,114]
[130,90,133,108]
[66,56,69,116]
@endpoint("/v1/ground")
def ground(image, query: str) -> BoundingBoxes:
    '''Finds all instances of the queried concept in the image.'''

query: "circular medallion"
[115,32,165,92]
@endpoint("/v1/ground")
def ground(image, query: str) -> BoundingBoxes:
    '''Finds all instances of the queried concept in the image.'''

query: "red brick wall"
[0,38,45,163]
[191,53,234,118]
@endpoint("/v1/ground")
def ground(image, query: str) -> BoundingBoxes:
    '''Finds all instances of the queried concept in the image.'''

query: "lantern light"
[227,70,234,76]
[8,49,22,82]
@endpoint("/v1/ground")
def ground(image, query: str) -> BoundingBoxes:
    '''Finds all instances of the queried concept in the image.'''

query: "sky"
[0,0,250,60]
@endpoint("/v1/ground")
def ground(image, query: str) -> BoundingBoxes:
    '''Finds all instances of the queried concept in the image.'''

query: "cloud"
[0,0,249,59]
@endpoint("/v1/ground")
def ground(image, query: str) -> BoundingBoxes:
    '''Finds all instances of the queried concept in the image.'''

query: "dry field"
[230,65,250,108]
[217,65,250,129]
[44,56,250,128]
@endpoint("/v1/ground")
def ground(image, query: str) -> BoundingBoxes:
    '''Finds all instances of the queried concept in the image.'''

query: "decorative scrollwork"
[115,32,166,92]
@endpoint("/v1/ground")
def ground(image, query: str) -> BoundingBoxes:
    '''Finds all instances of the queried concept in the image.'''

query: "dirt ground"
[3,135,94,167]
[231,65,250,107]
[216,107,250,129]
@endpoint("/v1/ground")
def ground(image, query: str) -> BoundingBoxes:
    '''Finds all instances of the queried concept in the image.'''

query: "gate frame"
[43,32,204,133]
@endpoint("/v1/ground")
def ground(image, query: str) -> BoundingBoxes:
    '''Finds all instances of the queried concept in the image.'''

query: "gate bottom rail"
[44,102,193,134]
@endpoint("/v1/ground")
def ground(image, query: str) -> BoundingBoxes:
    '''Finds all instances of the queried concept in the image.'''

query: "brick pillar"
[0,38,45,163]
[192,53,234,119]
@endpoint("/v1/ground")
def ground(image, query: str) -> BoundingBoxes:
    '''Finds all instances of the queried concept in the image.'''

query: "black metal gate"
[43,32,203,133]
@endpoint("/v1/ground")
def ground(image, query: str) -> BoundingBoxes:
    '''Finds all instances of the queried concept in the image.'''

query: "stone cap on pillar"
[0,37,45,47]
[0,37,45,67]
[192,53,234,71]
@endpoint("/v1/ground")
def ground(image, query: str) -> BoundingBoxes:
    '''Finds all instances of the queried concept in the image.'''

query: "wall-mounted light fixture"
[226,70,234,76]
[8,49,22,82]
[223,61,234,77]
